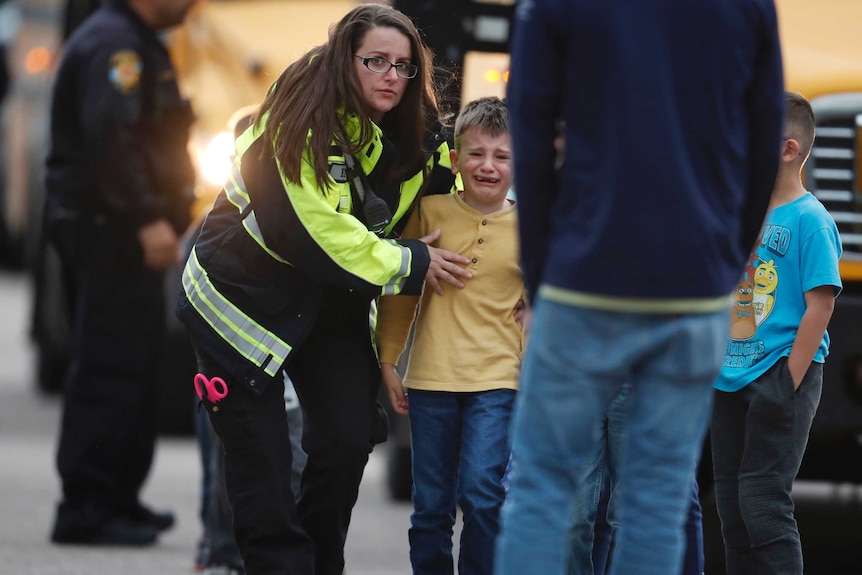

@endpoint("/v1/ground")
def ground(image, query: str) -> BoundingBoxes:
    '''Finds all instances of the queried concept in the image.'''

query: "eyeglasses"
[354,55,418,79]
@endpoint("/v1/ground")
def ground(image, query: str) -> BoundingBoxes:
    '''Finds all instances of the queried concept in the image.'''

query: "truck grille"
[807,95,862,258]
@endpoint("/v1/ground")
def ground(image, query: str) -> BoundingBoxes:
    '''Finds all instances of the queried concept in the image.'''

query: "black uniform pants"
[199,287,385,575]
[53,224,165,532]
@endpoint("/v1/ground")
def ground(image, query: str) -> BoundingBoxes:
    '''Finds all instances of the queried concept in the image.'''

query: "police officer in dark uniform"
[44,0,198,546]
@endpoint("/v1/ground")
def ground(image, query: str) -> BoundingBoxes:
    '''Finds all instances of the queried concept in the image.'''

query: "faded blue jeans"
[570,382,706,575]
[408,388,516,575]
[711,358,822,575]
[495,297,727,575]
[568,384,630,575]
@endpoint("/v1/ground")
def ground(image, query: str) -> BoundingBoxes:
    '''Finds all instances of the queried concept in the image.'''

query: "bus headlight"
[197,131,236,188]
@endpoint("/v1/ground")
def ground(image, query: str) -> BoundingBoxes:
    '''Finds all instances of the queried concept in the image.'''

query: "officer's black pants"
[54,226,164,531]
[199,287,383,575]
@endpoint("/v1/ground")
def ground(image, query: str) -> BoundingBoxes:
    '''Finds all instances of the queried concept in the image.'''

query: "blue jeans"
[495,297,727,575]
[569,384,630,575]
[571,384,706,575]
[711,358,822,575]
[569,382,631,575]
[408,388,516,575]
[584,471,705,574]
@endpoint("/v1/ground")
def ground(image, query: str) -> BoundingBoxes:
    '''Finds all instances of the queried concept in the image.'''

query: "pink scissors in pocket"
[194,373,229,403]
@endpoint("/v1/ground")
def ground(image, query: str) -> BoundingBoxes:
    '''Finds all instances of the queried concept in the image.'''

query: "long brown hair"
[253,3,440,191]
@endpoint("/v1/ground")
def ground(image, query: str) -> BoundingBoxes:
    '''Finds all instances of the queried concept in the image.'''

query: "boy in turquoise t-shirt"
[711,91,842,575]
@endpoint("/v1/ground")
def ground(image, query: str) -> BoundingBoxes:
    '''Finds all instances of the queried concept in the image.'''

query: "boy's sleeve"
[801,223,843,297]
[375,204,426,364]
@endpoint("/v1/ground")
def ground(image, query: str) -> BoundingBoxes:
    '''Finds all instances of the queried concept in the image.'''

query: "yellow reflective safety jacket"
[176,114,454,393]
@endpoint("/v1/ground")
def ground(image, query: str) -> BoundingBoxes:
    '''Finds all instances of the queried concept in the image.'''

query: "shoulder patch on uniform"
[108,50,142,95]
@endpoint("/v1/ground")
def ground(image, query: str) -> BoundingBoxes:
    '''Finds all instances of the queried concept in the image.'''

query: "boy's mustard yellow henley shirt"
[376,192,524,392]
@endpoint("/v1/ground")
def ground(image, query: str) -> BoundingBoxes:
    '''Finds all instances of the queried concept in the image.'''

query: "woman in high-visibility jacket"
[176,4,471,574]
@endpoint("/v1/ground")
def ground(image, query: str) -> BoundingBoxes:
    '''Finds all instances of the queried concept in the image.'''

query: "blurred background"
[0,1,862,573]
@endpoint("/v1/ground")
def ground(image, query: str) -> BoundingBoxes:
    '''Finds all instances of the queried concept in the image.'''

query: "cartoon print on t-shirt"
[752,258,778,324]
[729,256,779,340]
[729,223,786,341]
[729,248,761,340]
[730,278,756,340]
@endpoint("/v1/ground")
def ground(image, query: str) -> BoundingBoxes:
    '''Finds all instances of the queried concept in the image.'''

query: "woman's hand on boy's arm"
[381,363,409,415]
[788,285,836,389]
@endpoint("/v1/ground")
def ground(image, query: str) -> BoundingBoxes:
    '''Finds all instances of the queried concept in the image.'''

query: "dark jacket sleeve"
[740,1,785,255]
[79,40,164,228]
[507,0,563,302]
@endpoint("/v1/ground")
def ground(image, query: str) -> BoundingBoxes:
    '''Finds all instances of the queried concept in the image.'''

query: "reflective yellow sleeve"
[281,161,416,292]
[375,207,426,362]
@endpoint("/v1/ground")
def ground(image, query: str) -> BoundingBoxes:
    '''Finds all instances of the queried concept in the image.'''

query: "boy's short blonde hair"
[453,96,510,151]
[785,91,815,159]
